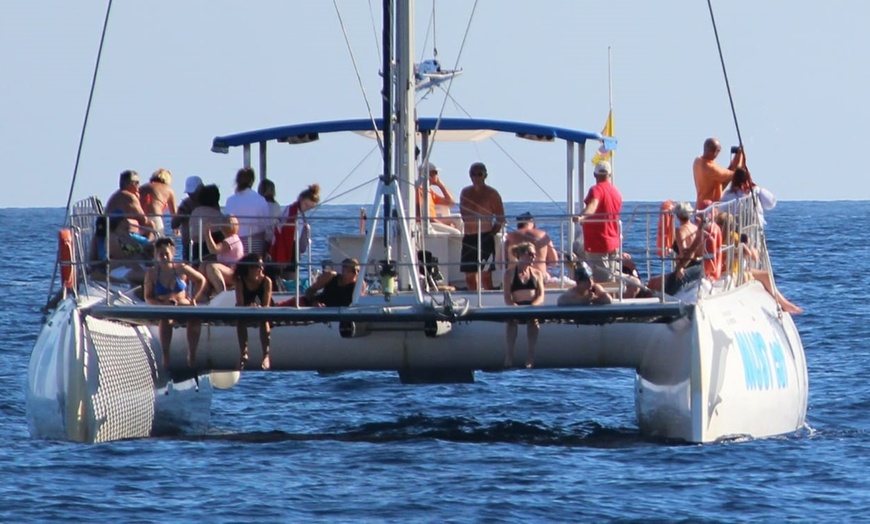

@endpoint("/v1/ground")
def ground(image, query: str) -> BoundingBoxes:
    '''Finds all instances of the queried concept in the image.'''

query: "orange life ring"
[58,229,75,289]
[703,220,723,281]
[655,200,675,256]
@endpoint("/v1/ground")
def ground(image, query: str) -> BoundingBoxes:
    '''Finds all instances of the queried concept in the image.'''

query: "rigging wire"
[45,0,113,309]
[707,0,783,310]
[318,175,382,207]
[432,0,438,59]
[366,0,382,66]
[62,0,114,224]
[420,0,479,170]
[706,0,742,148]
[333,0,385,156]
[320,145,381,204]
[442,92,564,214]
[418,1,433,64]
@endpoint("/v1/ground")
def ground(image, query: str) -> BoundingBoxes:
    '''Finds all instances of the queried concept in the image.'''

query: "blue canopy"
[211,117,611,153]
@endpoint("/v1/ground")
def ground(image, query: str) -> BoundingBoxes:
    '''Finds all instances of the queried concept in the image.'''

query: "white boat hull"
[26,295,212,443]
[26,281,806,443]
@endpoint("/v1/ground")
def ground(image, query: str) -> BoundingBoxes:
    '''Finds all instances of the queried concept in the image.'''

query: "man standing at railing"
[692,137,745,210]
[574,161,623,282]
[460,162,505,291]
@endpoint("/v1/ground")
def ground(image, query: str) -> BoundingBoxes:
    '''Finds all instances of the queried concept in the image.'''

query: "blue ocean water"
[2,201,869,522]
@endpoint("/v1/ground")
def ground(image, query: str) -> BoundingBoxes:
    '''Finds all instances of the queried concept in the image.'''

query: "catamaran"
[27,1,806,444]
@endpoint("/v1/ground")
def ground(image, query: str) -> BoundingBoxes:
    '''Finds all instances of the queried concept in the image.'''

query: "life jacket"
[58,229,75,289]
[656,200,675,256]
[269,202,307,264]
[703,221,723,281]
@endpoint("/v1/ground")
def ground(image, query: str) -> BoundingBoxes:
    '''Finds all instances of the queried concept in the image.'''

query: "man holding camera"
[692,137,745,210]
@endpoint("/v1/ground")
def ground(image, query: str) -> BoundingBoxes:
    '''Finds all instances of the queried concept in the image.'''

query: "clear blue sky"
[2,1,866,209]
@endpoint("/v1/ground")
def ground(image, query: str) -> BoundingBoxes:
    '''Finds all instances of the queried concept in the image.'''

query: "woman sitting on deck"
[647,202,705,296]
[188,184,224,268]
[143,237,207,368]
[202,214,244,296]
[234,253,273,370]
[715,212,803,314]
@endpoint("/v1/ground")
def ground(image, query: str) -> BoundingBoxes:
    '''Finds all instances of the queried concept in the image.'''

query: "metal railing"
[57,195,771,309]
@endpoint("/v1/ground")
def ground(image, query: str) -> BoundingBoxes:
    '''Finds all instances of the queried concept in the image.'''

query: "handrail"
[55,194,770,312]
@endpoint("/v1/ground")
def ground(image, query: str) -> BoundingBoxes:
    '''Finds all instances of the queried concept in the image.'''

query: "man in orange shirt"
[692,138,745,210]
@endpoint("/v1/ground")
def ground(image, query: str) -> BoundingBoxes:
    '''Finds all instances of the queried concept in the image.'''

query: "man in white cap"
[574,161,623,281]
[171,175,204,262]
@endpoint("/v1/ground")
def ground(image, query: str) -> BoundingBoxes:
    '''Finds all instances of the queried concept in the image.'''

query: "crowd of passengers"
[90,166,363,370]
[89,137,799,370]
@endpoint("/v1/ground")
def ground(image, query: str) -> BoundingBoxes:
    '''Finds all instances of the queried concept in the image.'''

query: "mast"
[381,0,393,212]
[372,0,422,301]
[395,0,418,290]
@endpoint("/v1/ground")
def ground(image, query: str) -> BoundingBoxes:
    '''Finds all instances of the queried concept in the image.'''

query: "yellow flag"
[592,110,616,165]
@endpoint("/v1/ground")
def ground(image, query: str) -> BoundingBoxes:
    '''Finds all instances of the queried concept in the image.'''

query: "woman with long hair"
[188,184,224,267]
[234,253,273,369]
[720,167,777,227]
[270,184,320,277]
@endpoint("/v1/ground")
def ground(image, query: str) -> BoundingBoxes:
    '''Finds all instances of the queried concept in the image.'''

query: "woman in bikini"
[139,168,178,236]
[234,253,273,370]
[144,237,207,368]
[503,242,545,369]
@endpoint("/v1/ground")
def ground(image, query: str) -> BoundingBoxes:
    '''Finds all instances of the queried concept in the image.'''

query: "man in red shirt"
[576,161,623,281]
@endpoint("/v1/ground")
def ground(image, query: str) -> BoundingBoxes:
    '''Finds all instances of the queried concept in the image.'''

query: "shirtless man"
[139,168,178,236]
[693,138,745,210]
[104,169,154,235]
[504,212,559,283]
[459,162,505,290]
[557,261,612,306]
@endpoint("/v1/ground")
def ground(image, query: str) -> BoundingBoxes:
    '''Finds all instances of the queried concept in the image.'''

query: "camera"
[730,146,741,154]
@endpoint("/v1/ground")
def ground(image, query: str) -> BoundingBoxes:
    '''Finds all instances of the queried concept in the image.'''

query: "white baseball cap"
[593,161,612,176]
[184,175,204,193]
